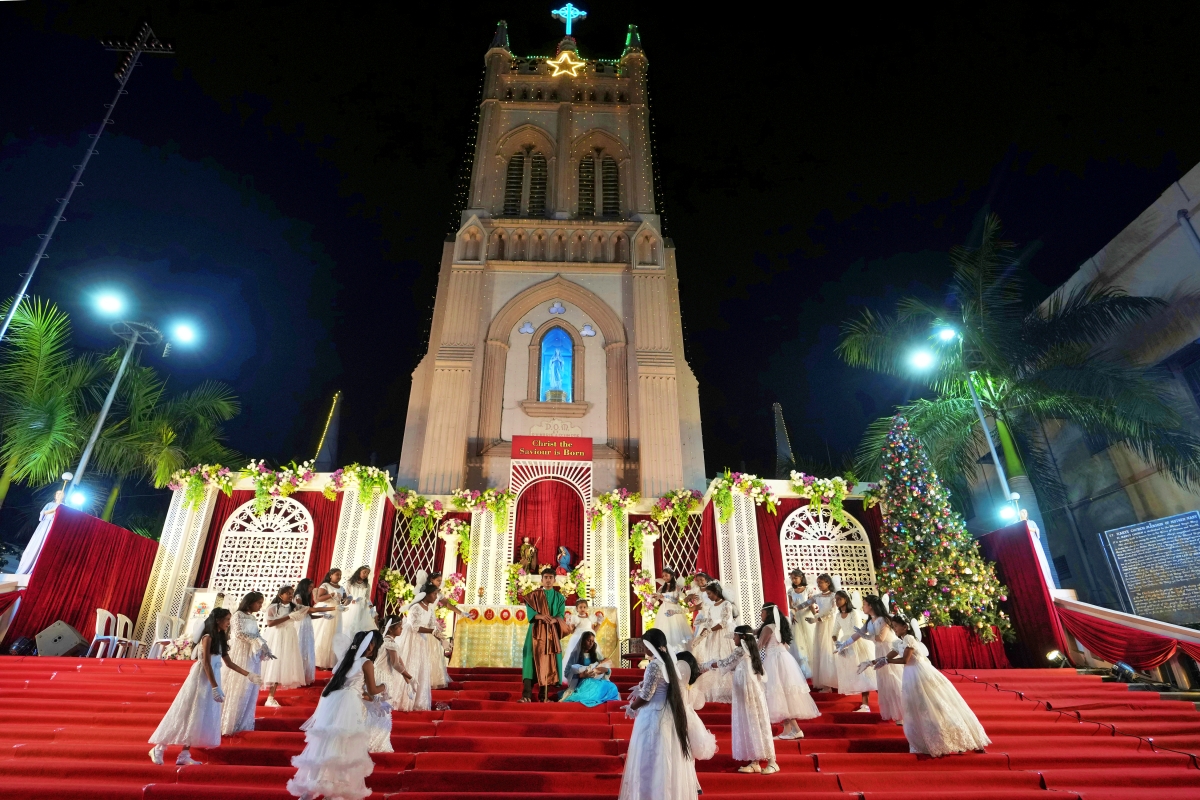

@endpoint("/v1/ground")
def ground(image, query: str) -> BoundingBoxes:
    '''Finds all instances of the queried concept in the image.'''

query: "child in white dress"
[374,616,414,710]
[757,603,820,739]
[313,569,350,669]
[396,584,439,712]
[288,630,385,800]
[263,586,307,707]
[222,592,274,735]
[882,614,990,757]
[674,651,718,761]
[845,595,904,722]
[617,629,695,800]
[833,590,877,710]
[344,566,378,638]
[808,574,838,691]
[294,579,333,686]
[150,608,258,766]
[696,582,736,704]
[786,569,815,678]
[707,626,778,774]
[650,569,693,652]
[427,572,469,689]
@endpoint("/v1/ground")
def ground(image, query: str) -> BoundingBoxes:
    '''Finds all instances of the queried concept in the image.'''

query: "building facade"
[398,21,706,496]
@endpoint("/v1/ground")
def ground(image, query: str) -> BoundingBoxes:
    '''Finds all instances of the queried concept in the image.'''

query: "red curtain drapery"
[7,508,158,643]
[977,521,1071,668]
[195,490,254,588]
[1178,641,1200,663]
[0,589,24,617]
[296,491,343,584]
[371,501,397,609]
[694,502,720,580]
[513,479,584,570]
[755,498,803,613]
[1055,606,1180,671]
[925,625,1012,669]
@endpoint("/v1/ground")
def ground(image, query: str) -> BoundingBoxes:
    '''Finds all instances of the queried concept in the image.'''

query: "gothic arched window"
[578,156,595,217]
[600,155,619,216]
[503,154,525,216]
[539,326,574,403]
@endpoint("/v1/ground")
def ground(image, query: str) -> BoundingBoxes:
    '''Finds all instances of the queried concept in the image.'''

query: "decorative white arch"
[779,504,876,598]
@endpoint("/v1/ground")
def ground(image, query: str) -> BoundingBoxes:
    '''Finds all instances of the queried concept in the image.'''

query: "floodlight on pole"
[937,327,958,341]
[173,323,197,343]
[68,490,87,509]
[910,350,935,370]
[96,293,125,315]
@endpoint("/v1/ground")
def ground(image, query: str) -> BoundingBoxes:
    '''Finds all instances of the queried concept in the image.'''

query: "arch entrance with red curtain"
[508,436,593,582]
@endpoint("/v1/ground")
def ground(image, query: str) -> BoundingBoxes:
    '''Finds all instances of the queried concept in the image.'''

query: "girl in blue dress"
[561,631,619,707]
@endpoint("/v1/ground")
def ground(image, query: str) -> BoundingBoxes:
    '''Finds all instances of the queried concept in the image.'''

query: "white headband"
[771,605,780,630]
[354,632,374,660]
[644,640,672,685]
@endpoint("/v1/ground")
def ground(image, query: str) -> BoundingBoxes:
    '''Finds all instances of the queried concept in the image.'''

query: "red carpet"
[0,658,1196,799]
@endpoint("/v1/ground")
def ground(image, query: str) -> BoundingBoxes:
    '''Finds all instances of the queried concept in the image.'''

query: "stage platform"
[0,657,1197,799]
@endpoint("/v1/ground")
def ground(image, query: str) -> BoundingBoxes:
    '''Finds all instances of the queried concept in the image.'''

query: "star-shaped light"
[547,50,586,77]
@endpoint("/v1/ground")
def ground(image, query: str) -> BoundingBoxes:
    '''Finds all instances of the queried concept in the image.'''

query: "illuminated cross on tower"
[552,3,587,36]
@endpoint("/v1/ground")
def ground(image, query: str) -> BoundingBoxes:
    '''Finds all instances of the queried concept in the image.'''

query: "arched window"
[528,153,547,217]
[578,156,595,216]
[539,326,574,403]
[600,156,619,216]
[613,233,628,263]
[503,154,525,216]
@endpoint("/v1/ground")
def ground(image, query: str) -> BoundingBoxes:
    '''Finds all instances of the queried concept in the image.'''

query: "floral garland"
[325,463,392,505]
[440,517,471,564]
[506,562,591,604]
[379,568,415,610]
[712,469,778,524]
[789,471,855,527]
[629,520,659,563]
[651,488,703,532]
[567,562,592,598]
[168,464,235,511]
[452,487,516,530]
[589,487,640,531]
[394,487,446,543]
[159,633,195,661]
[241,459,315,516]
[630,568,661,624]
[435,572,467,619]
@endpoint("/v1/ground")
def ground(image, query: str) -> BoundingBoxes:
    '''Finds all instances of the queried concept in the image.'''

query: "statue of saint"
[518,536,539,573]
[548,348,566,391]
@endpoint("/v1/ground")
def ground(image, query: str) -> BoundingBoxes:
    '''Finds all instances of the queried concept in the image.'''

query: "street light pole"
[965,372,1015,509]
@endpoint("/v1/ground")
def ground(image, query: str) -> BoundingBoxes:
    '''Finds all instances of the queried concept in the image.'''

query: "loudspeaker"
[36,620,88,657]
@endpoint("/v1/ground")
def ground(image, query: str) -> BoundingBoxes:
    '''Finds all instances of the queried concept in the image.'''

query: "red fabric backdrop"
[756,498,803,612]
[371,501,397,609]
[694,502,719,580]
[1055,606,1182,671]
[7,508,158,642]
[977,521,1071,668]
[925,626,1012,669]
[513,479,584,569]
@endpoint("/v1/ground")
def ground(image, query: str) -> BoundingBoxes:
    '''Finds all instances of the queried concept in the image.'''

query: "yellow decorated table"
[449,606,619,669]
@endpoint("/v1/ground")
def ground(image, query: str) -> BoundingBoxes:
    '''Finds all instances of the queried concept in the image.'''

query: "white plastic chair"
[85,608,118,658]
[169,616,185,639]
[146,612,174,660]
[113,613,135,658]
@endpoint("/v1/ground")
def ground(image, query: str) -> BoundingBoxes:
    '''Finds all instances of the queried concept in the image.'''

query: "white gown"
[428,599,452,689]
[809,592,839,690]
[343,581,377,638]
[713,647,775,763]
[617,659,695,800]
[560,610,597,683]
[787,588,815,678]
[396,602,435,712]
[374,634,414,710]
[834,610,877,695]
[894,635,990,756]
[856,616,903,721]
[221,611,266,734]
[760,624,820,722]
[149,647,224,748]
[262,603,306,689]
[677,661,717,760]
[16,501,59,575]
[696,600,735,704]
[314,582,347,670]
[296,612,317,686]
[650,589,692,652]
[287,655,375,800]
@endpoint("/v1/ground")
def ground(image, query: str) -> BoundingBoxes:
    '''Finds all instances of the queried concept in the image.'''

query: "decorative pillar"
[331,486,388,578]
[588,512,632,641]
[605,341,630,455]
[438,524,463,637]
[478,338,509,448]
[466,508,509,606]
[633,267,683,495]
[640,529,659,634]
[715,494,764,623]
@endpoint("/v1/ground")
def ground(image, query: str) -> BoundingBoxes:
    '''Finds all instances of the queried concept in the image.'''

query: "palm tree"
[836,214,1200,517]
[0,298,100,507]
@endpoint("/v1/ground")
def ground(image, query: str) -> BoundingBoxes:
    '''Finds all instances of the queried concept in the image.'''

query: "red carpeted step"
[387,794,616,800]
[838,768,1044,791]
[434,720,614,738]
[1040,767,1200,789]
[0,779,146,800]
[419,735,621,756]
[860,793,1081,800]
[814,752,1013,771]
[413,752,623,772]
[1076,791,1200,800]
[396,769,626,793]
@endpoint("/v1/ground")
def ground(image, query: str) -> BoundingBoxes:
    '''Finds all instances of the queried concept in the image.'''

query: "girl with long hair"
[287,630,386,800]
[882,614,989,756]
[617,628,694,800]
[395,583,440,712]
[808,574,839,691]
[696,582,735,703]
[706,625,778,774]
[673,651,718,763]
[149,608,257,766]
[293,578,333,686]
[263,585,307,707]
[221,591,274,735]
[313,568,351,669]
[757,603,820,739]
[843,594,903,722]
[649,567,692,652]
[786,569,815,678]
[561,631,620,706]
[832,590,876,710]
[423,571,467,689]
[343,566,378,637]
[373,615,414,711]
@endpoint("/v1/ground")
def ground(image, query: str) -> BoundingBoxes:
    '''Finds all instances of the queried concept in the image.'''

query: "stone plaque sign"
[1102,511,1200,625]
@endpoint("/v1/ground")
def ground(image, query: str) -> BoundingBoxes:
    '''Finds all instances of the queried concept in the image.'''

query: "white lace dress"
[677,661,717,761]
[296,608,317,686]
[650,589,693,652]
[696,600,735,704]
[787,588,815,678]
[760,624,820,722]
[343,581,377,638]
[894,635,990,756]
[221,612,266,734]
[617,660,695,800]
[374,635,414,710]
[834,610,877,694]
[428,600,452,689]
[149,645,224,749]
[857,616,903,721]
[366,693,393,754]
[713,647,775,763]
[263,603,306,689]
[314,582,347,670]
[396,602,435,711]
[287,656,375,800]
[809,591,838,690]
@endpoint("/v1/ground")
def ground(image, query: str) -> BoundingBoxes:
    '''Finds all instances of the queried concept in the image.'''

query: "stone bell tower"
[398,14,706,497]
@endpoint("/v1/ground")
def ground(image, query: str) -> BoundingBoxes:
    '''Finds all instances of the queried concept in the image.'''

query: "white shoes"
[176,750,202,766]
[149,746,164,765]
[737,763,762,773]
[265,697,281,707]
[761,761,781,775]
[854,703,871,712]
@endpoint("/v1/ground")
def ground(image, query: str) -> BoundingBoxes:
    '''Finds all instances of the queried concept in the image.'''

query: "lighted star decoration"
[547,50,586,77]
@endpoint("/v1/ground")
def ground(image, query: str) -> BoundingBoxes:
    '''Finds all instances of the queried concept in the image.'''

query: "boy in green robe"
[521,567,568,702]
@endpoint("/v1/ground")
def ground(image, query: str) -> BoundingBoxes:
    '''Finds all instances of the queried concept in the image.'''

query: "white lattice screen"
[466,507,510,605]
[330,485,387,578]
[716,494,765,622]
[658,514,703,575]
[779,504,876,598]
[587,513,631,641]
[209,498,314,624]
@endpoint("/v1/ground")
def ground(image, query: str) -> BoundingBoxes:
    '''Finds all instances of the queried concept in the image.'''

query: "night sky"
[1,2,1197,523]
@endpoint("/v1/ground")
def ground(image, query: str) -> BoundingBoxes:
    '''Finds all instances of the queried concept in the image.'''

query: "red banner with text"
[511,435,593,461]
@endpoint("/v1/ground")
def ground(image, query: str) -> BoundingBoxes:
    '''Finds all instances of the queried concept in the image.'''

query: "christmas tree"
[867,416,1012,642]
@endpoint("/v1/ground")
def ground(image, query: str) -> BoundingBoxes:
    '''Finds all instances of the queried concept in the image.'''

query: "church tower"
[398,14,705,497]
